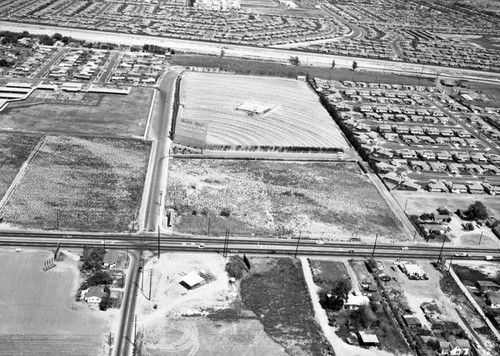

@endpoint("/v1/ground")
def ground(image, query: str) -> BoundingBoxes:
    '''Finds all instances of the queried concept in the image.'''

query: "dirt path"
[343,259,361,293]
[300,257,396,356]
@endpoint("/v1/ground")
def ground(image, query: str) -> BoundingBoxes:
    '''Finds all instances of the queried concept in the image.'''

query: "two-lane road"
[142,71,178,232]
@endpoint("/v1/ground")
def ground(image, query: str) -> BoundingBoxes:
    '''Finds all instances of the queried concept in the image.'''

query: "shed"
[180,271,204,290]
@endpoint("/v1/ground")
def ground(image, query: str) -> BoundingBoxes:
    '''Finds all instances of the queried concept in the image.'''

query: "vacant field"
[0,249,108,355]
[166,159,403,240]
[0,132,42,200]
[4,136,150,232]
[136,253,287,356]
[177,72,349,149]
[171,55,435,86]
[309,259,351,291]
[392,191,500,218]
[241,257,333,355]
[0,87,153,137]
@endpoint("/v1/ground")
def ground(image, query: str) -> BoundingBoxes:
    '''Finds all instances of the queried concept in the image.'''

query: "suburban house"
[467,182,484,194]
[448,337,471,355]
[476,281,500,294]
[426,181,448,192]
[486,291,500,309]
[84,286,107,303]
[419,150,436,160]
[344,294,370,310]
[437,151,452,160]
[399,149,418,159]
[450,183,468,194]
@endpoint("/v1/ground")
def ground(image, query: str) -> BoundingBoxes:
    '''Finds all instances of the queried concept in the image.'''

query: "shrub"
[225,255,246,279]
[87,270,113,286]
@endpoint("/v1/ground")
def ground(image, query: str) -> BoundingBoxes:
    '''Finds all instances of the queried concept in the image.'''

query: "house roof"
[477,281,500,289]
[86,286,107,299]
[358,331,379,344]
[345,294,370,306]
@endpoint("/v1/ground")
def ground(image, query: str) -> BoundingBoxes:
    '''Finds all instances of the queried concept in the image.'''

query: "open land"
[392,191,500,218]
[136,253,287,356]
[0,132,42,200]
[3,136,150,232]
[0,88,153,137]
[240,257,333,355]
[177,72,349,149]
[0,248,109,355]
[171,55,435,86]
[166,159,404,240]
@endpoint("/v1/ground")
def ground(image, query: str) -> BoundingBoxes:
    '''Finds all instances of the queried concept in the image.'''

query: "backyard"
[3,136,150,232]
[166,159,404,240]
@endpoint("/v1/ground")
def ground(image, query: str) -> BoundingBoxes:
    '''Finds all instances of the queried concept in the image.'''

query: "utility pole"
[133,314,137,355]
[413,229,417,242]
[372,233,379,257]
[207,216,211,236]
[157,225,161,259]
[294,230,301,258]
[478,231,483,246]
[149,269,153,300]
[437,237,446,264]
[223,229,230,258]
[404,199,409,214]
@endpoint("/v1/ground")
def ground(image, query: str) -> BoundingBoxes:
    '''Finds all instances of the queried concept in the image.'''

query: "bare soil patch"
[136,253,287,356]
[166,159,404,240]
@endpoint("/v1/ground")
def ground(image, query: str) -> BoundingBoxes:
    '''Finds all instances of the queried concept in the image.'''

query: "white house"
[84,286,107,303]
[344,294,370,310]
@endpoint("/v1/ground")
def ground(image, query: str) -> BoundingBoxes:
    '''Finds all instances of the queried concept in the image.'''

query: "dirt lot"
[309,259,351,291]
[136,253,287,356]
[0,87,153,137]
[3,136,150,232]
[0,132,42,199]
[166,159,404,240]
[0,248,109,355]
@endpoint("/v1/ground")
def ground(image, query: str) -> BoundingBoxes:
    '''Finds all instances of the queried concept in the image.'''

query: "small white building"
[344,294,370,310]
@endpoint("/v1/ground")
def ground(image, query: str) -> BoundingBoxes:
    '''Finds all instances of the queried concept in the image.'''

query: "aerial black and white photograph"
[0,0,499,355]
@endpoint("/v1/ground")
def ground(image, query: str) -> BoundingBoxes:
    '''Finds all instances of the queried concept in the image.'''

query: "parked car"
[401,247,409,250]
[454,252,469,257]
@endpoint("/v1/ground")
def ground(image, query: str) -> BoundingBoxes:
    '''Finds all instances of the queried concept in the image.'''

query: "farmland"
[0,132,42,200]
[3,136,150,232]
[176,72,349,149]
[0,88,153,137]
[166,159,404,240]
[0,248,108,355]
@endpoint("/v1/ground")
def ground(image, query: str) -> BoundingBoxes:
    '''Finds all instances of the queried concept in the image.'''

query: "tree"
[99,295,113,311]
[53,33,62,41]
[289,56,300,66]
[467,201,488,220]
[331,59,336,68]
[86,270,113,286]
[220,48,225,58]
[80,246,106,272]
[352,61,358,71]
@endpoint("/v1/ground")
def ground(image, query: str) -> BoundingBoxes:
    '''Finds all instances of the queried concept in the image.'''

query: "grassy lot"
[309,259,351,291]
[0,87,153,137]
[166,159,404,239]
[0,132,42,200]
[4,136,150,232]
[241,257,334,355]
[0,249,108,355]
[171,54,435,85]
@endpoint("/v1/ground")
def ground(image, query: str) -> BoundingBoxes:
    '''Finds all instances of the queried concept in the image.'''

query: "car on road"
[454,252,469,257]
[268,250,277,254]
[401,247,409,250]
[316,240,325,245]
[485,256,493,261]
[348,249,355,254]
[198,243,205,249]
